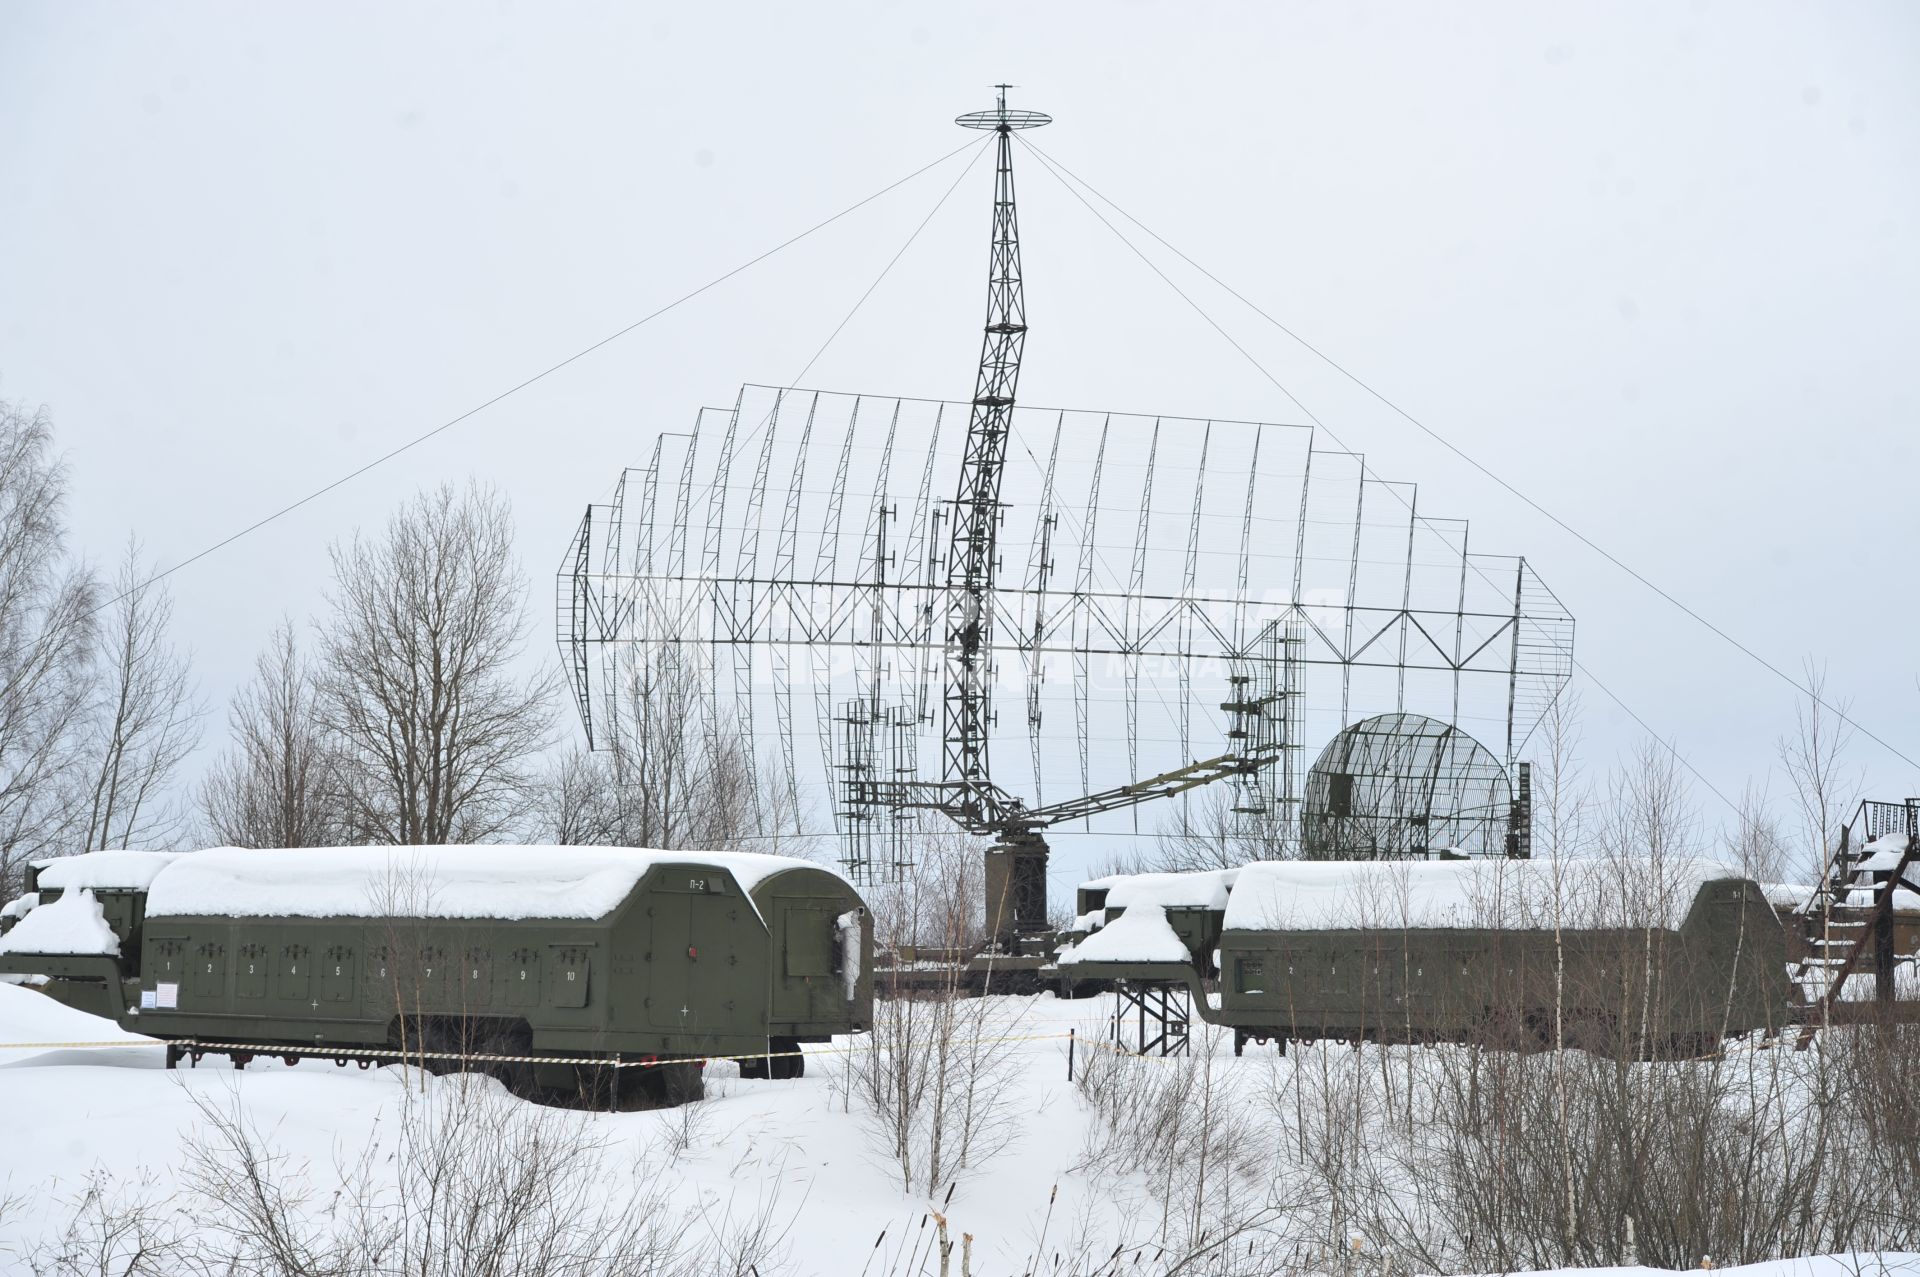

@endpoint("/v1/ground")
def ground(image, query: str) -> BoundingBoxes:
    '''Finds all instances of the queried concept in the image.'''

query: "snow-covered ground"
[1,984,1116,1275]
[1,983,1915,1277]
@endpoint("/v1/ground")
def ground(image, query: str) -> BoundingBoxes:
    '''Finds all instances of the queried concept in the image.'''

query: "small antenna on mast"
[956,86,1050,133]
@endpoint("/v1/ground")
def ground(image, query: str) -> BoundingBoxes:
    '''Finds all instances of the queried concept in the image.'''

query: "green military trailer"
[0,845,871,1103]
[1060,857,1794,1058]
[0,851,185,1020]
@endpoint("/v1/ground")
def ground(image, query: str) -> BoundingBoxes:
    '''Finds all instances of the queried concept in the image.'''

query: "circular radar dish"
[956,107,1052,130]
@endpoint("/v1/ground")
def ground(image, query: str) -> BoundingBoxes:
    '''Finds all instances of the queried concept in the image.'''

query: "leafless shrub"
[1336,1037,1920,1271]
[1073,1028,1292,1263]
[842,831,1025,1197]
[1067,1034,1326,1277]
[843,983,1027,1198]
[1198,725,1920,1275]
[1828,1020,1920,1230]
[315,481,554,846]
[199,619,345,848]
[689,1178,801,1277]
[1240,745,1916,1273]
[174,1076,705,1276]
[661,1077,717,1161]
[16,1170,187,1277]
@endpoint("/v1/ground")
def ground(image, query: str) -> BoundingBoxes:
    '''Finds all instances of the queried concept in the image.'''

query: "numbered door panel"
[276,944,312,1003]
[547,945,590,1008]
[363,946,396,1008]
[459,948,494,1009]
[505,948,542,1008]
[146,937,187,983]
[235,943,269,999]
[189,941,227,1002]
[320,946,356,1003]
[415,947,449,1009]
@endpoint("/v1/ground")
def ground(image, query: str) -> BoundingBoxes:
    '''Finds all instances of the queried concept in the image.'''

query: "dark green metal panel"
[3,856,873,1081]
[142,861,859,1060]
[321,945,354,1002]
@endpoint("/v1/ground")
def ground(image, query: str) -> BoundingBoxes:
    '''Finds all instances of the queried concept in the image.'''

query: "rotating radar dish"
[956,83,1050,131]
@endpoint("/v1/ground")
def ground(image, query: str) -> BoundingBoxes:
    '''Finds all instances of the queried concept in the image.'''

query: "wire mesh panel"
[1300,713,1515,859]
[558,385,1573,882]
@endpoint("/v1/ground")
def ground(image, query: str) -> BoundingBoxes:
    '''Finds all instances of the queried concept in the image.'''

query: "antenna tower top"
[956,84,1051,132]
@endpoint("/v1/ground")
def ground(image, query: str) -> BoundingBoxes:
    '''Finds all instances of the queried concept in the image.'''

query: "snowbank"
[1059,902,1191,965]
[0,889,119,956]
[0,980,151,1046]
[1,973,1917,1277]
[143,845,839,922]
[31,849,184,892]
[1223,857,1747,932]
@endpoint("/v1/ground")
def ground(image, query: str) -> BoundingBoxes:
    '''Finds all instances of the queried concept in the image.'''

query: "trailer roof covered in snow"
[1221,857,1747,932]
[142,845,841,922]
[1083,868,1240,911]
[31,851,184,892]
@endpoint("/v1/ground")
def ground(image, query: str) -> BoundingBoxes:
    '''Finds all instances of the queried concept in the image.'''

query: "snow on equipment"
[0,845,872,1104]
[1061,856,1796,1059]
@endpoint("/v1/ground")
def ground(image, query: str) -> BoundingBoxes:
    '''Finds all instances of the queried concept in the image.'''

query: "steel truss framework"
[1301,711,1527,860]
[557,90,1573,895]
[557,385,1574,884]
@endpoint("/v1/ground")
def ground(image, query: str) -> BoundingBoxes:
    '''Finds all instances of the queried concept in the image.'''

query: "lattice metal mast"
[553,90,1575,915]
[942,87,1051,831]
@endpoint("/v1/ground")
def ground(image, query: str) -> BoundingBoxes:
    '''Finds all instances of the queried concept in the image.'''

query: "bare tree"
[75,541,203,851]
[1777,660,1859,884]
[1147,785,1295,872]
[0,401,97,890]
[315,483,554,845]
[199,620,342,848]
[1729,783,1793,884]
[1531,687,1585,1254]
[540,650,807,852]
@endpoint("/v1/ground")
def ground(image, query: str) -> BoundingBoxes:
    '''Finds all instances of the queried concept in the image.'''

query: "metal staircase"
[1794,798,1920,1046]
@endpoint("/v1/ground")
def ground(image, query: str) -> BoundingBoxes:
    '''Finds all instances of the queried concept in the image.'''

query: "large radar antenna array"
[556,86,1574,951]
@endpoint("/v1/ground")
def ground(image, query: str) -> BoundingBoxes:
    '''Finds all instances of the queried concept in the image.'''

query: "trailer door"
[772,899,846,1026]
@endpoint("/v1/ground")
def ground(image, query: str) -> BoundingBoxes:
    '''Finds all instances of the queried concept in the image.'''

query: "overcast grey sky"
[2,2,1915,872]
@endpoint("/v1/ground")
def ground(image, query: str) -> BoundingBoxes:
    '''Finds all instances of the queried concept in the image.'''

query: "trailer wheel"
[769,1036,804,1079]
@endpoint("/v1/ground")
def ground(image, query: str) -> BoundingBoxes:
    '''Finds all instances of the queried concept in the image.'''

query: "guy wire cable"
[1019,133,1917,776]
